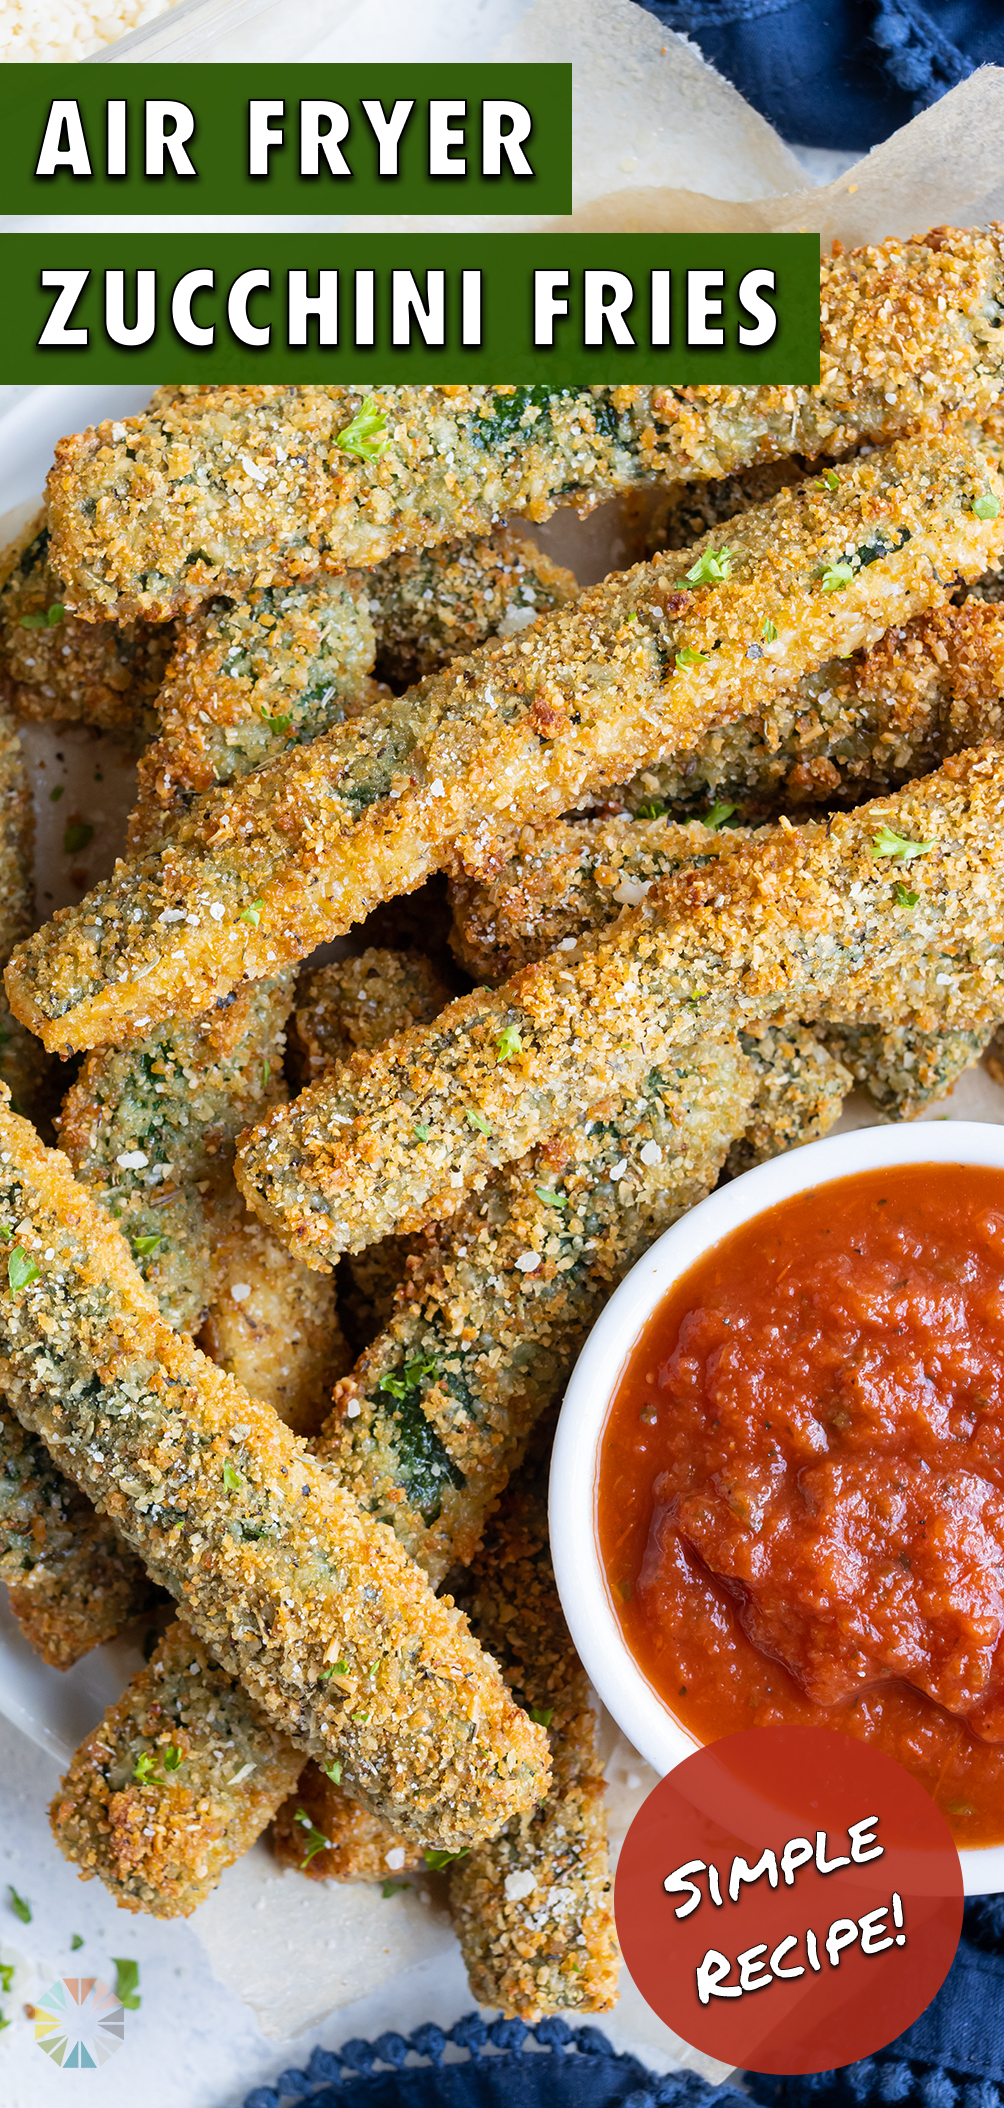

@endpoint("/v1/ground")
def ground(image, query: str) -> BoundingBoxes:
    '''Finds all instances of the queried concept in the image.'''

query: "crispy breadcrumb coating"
[0,1400,151,1668]
[0,1098,548,1845]
[235,747,1004,1263]
[820,1021,995,1117]
[368,529,577,688]
[13,435,1001,1055]
[46,234,1004,616]
[726,1025,851,1177]
[0,511,170,741]
[448,1463,619,2020]
[321,1039,754,1579]
[51,1620,303,1915]
[290,950,453,1083]
[58,978,295,1334]
[616,594,1004,822]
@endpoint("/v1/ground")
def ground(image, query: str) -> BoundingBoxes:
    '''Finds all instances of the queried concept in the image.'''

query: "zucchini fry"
[726,1025,851,1177]
[820,1020,995,1117]
[0,511,170,741]
[0,694,50,1120]
[0,1099,548,1846]
[448,1461,619,2020]
[368,528,577,688]
[127,575,378,854]
[616,593,1004,823]
[235,746,1004,1263]
[0,1401,151,1669]
[46,232,1004,617]
[58,978,295,1336]
[273,1035,760,1891]
[51,1620,303,1915]
[292,950,453,1349]
[321,1037,755,1581]
[12,435,1001,1055]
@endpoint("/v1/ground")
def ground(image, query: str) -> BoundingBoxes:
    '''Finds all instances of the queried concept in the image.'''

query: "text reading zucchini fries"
[9,434,1002,1054]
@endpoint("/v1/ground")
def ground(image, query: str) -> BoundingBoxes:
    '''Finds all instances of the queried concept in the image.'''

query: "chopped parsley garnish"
[529,1706,554,1727]
[762,618,778,643]
[335,401,389,461]
[465,1108,492,1135]
[163,1746,182,1772]
[816,469,840,491]
[132,1234,162,1258]
[379,1355,438,1400]
[238,898,263,926]
[702,801,737,831]
[63,822,93,855]
[675,647,708,670]
[133,1753,157,1782]
[48,784,64,803]
[496,1024,523,1062]
[872,825,933,862]
[223,1460,243,1493]
[382,1879,408,1897]
[820,563,854,592]
[262,1062,270,1089]
[8,1887,30,1925]
[535,1187,567,1209]
[70,1936,84,1953]
[414,1122,430,1142]
[260,707,293,735]
[294,1809,330,1866]
[8,1248,39,1293]
[0,1964,13,1991]
[685,547,733,586]
[974,492,1001,520]
[112,1959,141,2011]
[425,1848,468,1870]
[20,603,64,629]
[894,883,919,907]
[323,1759,342,1783]
[635,800,665,819]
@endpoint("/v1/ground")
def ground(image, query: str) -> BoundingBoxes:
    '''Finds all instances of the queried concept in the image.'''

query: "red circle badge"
[614,1725,963,2075]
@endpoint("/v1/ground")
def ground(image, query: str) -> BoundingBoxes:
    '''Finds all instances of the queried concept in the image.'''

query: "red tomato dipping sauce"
[598,1160,1004,1847]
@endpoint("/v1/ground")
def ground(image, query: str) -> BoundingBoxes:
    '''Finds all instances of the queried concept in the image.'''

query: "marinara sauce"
[598,1160,1004,1846]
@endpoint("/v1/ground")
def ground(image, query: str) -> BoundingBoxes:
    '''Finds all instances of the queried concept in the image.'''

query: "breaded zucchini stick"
[820,1021,995,1117]
[726,1025,851,1177]
[0,1401,151,1669]
[292,950,453,1347]
[13,435,1001,1056]
[368,528,577,689]
[127,576,379,853]
[58,978,295,1335]
[50,952,445,1914]
[46,232,1004,616]
[0,511,171,740]
[448,1462,619,2020]
[51,1621,303,1916]
[57,974,348,1432]
[322,1037,754,1581]
[616,593,1004,821]
[0,1099,548,1846]
[449,813,750,984]
[236,746,1004,1262]
[273,1036,760,1890]
[128,530,575,852]
[0,695,50,1119]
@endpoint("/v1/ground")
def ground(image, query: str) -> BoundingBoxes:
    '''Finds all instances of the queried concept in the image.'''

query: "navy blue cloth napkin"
[241,1901,1004,2108]
[632,0,1004,149]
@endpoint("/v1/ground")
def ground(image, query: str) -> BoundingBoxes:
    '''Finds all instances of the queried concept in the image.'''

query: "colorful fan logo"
[34,1977,125,2068]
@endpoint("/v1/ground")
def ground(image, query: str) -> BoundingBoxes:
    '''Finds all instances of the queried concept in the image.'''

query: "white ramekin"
[549,1118,1004,1895]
